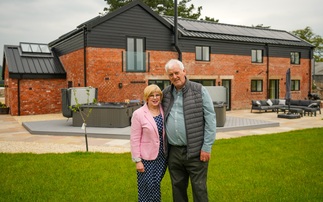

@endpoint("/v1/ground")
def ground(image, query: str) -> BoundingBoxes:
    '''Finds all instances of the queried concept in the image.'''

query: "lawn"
[0,128,322,201]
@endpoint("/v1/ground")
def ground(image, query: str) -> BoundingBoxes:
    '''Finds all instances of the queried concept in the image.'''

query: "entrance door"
[269,79,280,99]
[222,79,231,110]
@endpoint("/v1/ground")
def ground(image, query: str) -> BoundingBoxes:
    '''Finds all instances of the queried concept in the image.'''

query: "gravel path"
[0,141,130,154]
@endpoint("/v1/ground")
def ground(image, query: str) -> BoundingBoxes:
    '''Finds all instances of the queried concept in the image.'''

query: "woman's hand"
[136,162,145,172]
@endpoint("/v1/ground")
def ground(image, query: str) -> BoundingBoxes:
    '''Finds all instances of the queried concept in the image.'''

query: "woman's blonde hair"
[143,84,163,102]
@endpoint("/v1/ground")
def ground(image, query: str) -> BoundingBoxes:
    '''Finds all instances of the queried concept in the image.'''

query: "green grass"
[1,128,323,201]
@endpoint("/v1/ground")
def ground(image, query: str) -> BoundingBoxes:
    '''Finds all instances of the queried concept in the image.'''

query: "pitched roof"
[49,0,313,48]
[4,43,66,79]
[162,16,313,47]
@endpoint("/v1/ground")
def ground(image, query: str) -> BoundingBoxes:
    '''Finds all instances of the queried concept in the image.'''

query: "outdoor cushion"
[255,100,261,106]
[266,99,273,106]
[299,100,311,106]
[290,100,300,105]
[279,99,286,105]
[260,100,267,106]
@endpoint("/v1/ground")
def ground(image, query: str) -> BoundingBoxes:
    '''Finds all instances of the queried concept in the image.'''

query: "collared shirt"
[166,86,216,152]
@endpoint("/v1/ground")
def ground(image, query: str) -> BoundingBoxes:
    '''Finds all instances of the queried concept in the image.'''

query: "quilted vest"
[162,79,205,158]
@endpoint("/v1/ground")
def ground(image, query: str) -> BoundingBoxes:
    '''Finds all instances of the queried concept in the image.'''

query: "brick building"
[2,0,314,115]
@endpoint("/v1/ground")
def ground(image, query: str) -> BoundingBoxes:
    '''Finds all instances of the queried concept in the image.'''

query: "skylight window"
[20,42,51,53]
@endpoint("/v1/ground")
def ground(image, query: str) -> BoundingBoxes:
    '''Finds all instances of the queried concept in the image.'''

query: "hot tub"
[72,102,141,128]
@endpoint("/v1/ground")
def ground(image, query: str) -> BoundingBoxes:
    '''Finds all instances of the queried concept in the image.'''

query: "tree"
[69,87,97,152]
[103,0,218,21]
[252,24,271,29]
[291,26,323,62]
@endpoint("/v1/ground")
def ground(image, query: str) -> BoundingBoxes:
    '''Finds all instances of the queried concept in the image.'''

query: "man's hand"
[200,150,211,162]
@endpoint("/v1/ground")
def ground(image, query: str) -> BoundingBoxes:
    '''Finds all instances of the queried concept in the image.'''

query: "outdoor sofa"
[251,99,321,116]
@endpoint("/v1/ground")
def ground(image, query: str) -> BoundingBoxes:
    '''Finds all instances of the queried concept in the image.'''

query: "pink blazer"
[130,103,165,161]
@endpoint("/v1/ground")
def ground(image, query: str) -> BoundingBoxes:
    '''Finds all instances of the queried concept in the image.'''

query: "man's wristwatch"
[132,157,141,163]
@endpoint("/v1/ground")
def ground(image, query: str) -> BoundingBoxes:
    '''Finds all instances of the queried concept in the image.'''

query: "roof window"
[20,42,51,53]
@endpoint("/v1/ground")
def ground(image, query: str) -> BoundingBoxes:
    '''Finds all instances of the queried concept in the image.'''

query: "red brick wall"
[5,75,66,116]
[59,47,311,110]
[5,46,310,115]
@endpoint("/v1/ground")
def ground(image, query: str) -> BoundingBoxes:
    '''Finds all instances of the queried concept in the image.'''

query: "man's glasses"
[149,94,161,98]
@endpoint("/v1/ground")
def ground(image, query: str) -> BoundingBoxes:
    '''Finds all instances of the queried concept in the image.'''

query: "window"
[126,37,146,72]
[20,42,51,53]
[251,80,263,92]
[148,80,171,90]
[251,50,263,63]
[291,80,300,91]
[195,46,210,61]
[290,52,300,65]
[190,79,215,86]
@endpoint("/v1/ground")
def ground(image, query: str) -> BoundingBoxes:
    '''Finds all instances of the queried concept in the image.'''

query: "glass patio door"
[269,79,279,99]
[222,79,231,110]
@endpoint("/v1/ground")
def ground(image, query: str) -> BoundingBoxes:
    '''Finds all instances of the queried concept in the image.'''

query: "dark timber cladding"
[87,6,174,51]
[49,0,313,58]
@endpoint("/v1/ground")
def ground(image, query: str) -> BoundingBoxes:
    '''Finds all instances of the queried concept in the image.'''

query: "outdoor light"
[118,83,123,89]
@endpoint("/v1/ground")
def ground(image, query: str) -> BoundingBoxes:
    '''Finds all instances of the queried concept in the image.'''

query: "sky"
[1,0,322,65]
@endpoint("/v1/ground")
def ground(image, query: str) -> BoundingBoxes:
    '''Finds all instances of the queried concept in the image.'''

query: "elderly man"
[162,59,217,202]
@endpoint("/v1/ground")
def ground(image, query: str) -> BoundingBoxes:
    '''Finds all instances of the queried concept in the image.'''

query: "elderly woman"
[130,84,167,202]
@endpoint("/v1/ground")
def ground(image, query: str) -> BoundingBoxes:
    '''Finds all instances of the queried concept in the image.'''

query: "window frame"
[251,49,263,63]
[291,80,300,91]
[251,80,263,92]
[195,46,210,61]
[148,80,171,91]
[126,37,146,72]
[290,52,301,65]
[190,79,215,86]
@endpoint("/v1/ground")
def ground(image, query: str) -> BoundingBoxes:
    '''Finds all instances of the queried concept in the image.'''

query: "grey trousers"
[168,145,209,202]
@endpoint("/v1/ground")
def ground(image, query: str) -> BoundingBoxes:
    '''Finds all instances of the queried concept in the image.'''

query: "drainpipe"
[174,0,182,61]
[266,44,269,98]
[18,78,21,116]
[83,26,87,87]
[309,48,314,94]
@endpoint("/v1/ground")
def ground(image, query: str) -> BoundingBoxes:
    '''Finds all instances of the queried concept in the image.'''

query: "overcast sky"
[1,0,322,65]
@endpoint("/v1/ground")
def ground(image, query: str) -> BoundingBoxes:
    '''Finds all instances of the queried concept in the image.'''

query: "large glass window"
[127,37,146,72]
[291,80,300,91]
[251,80,263,92]
[251,50,263,63]
[290,52,300,65]
[148,80,171,90]
[195,46,210,61]
[190,80,215,86]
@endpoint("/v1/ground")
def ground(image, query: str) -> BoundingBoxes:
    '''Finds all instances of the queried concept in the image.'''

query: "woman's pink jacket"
[130,103,165,161]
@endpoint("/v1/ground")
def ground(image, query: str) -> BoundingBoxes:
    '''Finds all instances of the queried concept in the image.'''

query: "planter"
[0,107,9,114]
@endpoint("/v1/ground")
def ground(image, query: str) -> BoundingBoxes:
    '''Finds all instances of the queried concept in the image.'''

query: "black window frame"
[251,49,263,63]
[195,46,210,61]
[126,37,146,72]
[148,80,171,90]
[190,79,215,86]
[251,80,263,92]
[291,80,300,91]
[290,52,301,65]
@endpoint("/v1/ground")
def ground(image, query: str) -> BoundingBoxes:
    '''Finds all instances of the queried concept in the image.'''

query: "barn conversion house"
[2,0,314,115]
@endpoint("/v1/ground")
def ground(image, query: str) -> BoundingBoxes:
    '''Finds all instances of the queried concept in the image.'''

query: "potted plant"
[0,102,9,114]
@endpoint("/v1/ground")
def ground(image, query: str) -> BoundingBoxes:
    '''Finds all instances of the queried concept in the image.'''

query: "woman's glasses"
[149,94,161,98]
